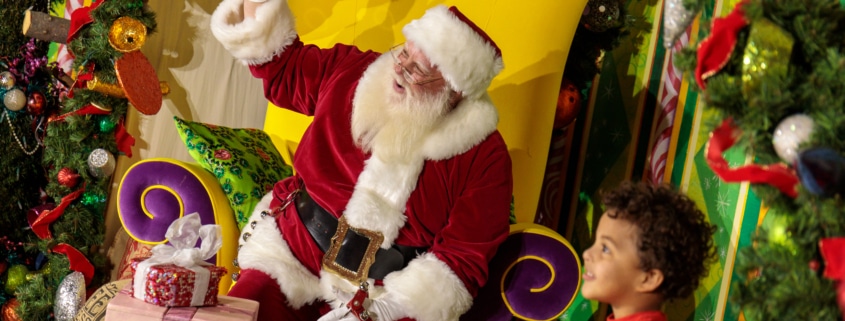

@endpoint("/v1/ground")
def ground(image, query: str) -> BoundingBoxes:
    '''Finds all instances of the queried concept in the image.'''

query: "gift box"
[130,257,227,306]
[106,284,259,321]
[129,213,228,307]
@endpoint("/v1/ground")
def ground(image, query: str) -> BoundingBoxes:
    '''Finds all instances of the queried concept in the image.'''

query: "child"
[581,181,717,321]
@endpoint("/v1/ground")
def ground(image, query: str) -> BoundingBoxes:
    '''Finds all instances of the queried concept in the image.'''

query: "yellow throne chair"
[118,0,588,320]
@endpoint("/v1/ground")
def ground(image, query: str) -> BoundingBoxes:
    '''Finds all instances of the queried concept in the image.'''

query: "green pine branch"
[676,0,845,319]
[0,0,157,319]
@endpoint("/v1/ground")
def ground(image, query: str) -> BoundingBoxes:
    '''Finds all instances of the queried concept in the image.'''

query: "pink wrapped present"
[130,258,227,306]
[129,213,227,307]
[106,285,258,321]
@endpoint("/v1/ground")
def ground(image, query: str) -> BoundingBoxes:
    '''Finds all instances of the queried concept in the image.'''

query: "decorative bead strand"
[0,236,26,251]
[4,110,41,156]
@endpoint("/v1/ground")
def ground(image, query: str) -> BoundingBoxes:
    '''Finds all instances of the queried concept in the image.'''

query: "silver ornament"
[0,71,14,89]
[87,148,116,178]
[772,114,815,164]
[663,0,698,48]
[3,88,26,111]
[54,271,86,321]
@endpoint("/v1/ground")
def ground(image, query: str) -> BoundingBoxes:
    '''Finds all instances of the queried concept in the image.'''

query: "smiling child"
[581,181,717,321]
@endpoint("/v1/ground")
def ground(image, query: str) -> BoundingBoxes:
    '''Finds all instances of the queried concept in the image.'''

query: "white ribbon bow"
[133,213,223,306]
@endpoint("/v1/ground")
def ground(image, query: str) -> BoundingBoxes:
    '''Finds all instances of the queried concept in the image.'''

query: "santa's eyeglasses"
[389,43,443,86]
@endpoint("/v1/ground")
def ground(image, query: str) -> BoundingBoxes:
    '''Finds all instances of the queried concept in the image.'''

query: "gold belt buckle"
[322,216,384,284]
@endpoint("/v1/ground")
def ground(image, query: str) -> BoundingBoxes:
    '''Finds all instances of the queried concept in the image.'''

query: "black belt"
[295,187,427,280]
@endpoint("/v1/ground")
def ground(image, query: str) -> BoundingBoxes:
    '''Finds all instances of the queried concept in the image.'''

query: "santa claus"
[211,1,513,320]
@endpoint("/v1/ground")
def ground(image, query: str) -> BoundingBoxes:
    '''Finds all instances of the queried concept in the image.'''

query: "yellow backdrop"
[264,0,586,223]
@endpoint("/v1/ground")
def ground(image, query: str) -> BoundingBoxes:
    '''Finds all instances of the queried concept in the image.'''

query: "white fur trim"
[353,54,499,161]
[343,156,421,248]
[420,94,499,160]
[210,0,297,65]
[318,272,388,307]
[236,192,322,308]
[344,54,498,246]
[383,253,472,321]
[402,5,504,100]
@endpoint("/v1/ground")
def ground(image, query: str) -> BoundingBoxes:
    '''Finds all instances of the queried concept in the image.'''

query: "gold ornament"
[4,264,28,295]
[160,81,171,96]
[86,75,126,98]
[2,298,21,321]
[742,18,794,98]
[25,261,52,282]
[108,16,147,52]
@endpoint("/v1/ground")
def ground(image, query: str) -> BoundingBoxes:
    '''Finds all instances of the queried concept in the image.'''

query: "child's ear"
[636,269,664,293]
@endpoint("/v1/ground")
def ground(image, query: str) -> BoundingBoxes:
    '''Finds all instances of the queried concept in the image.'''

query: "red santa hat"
[402,5,504,100]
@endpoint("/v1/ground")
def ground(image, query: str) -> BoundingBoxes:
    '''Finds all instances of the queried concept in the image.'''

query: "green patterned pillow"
[174,117,293,229]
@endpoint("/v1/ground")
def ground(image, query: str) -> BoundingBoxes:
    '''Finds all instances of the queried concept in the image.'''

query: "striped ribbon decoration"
[648,30,689,184]
[55,0,88,73]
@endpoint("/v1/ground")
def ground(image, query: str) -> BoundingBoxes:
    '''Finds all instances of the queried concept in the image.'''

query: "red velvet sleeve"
[248,38,376,116]
[430,133,513,297]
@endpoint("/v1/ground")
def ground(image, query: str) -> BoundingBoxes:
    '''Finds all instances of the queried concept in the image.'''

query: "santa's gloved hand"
[359,295,409,321]
[318,295,409,321]
[317,307,359,321]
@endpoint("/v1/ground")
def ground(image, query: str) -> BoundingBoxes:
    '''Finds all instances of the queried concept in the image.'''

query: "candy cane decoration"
[55,0,86,73]
[648,30,689,184]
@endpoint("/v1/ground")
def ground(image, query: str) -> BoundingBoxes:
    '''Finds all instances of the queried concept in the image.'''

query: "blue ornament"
[796,147,845,197]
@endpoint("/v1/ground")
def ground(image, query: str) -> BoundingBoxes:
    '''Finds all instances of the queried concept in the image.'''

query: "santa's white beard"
[352,54,451,162]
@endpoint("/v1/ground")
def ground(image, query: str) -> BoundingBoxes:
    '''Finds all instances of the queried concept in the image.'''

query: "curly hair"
[601,181,717,301]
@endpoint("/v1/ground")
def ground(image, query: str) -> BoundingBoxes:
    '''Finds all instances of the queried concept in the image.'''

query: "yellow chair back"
[264,0,587,223]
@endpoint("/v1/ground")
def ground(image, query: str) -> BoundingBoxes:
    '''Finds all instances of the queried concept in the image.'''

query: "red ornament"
[809,259,820,272]
[57,167,80,188]
[1,298,20,321]
[554,78,582,129]
[26,91,45,115]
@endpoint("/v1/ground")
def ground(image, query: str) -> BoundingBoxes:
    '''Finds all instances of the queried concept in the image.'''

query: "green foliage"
[0,0,59,249]
[677,0,845,319]
[1,0,156,319]
[0,0,57,57]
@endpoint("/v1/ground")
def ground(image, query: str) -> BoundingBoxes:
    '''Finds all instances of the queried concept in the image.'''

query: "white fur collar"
[343,54,498,247]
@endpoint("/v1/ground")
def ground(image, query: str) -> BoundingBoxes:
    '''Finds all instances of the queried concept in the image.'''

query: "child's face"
[581,211,648,305]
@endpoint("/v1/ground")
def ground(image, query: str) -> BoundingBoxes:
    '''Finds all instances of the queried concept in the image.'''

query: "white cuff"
[382,253,472,321]
[236,193,322,308]
[210,0,297,65]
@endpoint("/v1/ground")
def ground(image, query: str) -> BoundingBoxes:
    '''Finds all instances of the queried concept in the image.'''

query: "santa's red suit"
[212,2,512,320]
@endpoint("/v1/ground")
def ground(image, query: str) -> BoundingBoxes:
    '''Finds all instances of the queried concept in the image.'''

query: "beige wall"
[104,0,267,280]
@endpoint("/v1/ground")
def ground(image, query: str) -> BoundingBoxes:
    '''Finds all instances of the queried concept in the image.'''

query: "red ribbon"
[50,104,112,123]
[66,64,96,99]
[67,0,104,46]
[821,237,845,280]
[115,118,135,158]
[820,237,845,320]
[695,1,749,89]
[32,187,85,240]
[52,243,95,286]
[705,118,799,198]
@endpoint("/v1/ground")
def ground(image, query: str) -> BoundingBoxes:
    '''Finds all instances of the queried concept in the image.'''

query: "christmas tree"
[1,0,66,317]
[675,0,845,319]
[1,0,159,319]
